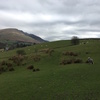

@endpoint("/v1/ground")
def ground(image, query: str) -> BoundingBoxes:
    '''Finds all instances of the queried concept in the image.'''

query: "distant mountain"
[0,28,46,43]
[26,34,47,43]
[20,30,47,43]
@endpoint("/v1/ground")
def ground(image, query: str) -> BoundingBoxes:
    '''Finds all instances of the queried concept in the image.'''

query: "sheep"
[0,49,4,52]
[87,57,94,64]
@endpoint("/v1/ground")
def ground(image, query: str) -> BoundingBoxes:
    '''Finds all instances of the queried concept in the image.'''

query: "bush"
[0,66,4,72]
[35,68,40,71]
[27,65,34,70]
[60,58,82,65]
[1,60,6,66]
[0,66,7,72]
[74,58,82,63]
[86,60,89,63]
[16,49,26,55]
[33,69,36,72]
[9,55,24,66]
[40,48,54,56]
[9,67,14,71]
[62,51,78,56]
[60,60,67,65]
[33,68,40,72]
[6,63,12,68]
[49,49,54,56]
[62,51,69,56]
[66,60,73,64]
[86,52,89,54]
[32,55,41,62]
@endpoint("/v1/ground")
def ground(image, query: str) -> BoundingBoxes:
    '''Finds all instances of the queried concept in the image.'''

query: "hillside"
[0,39,100,100]
[0,28,46,43]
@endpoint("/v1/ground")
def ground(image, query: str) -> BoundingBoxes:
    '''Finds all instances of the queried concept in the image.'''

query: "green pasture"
[0,39,100,100]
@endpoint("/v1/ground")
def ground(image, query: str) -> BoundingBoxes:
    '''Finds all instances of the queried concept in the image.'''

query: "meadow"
[0,39,100,100]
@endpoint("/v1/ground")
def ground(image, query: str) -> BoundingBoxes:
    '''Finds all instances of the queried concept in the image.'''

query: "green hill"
[0,39,100,100]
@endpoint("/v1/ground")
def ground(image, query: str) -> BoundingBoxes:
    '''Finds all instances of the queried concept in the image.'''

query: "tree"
[71,36,79,45]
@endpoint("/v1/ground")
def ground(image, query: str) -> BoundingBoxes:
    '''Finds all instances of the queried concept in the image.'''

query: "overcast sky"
[0,0,100,41]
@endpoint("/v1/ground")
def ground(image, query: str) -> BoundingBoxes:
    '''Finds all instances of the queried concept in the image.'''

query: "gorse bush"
[9,55,24,66]
[74,58,82,63]
[27,65,34,70]
[35,68,40,71]
[33,68,40,72]
[40,48,54,56]
[32,55,41,62]
[1,60,6,66]
[0,66,6,72]
[9,67,14,71]
[27,65,40,72]
[0,60,14,74]
[6,62,12,68]
[60,58,83,65]
[63,51,78,56]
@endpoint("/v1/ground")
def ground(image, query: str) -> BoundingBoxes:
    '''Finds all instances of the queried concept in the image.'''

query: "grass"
[0,39,100,100]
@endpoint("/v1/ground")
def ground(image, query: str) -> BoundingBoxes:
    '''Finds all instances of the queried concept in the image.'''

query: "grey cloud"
[77,29,100,32]
[0,0,100,41]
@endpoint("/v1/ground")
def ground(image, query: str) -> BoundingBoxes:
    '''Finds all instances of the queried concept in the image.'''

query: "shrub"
[10,55,24,66]
[33,69,36,72]
[6,63,12,68]
[49,49,54,56]
[62,51,69,56]
[35,68,40,71]
[74,58,82,63]
[27,65,34,70]
[73,53,78,56]
[66,60,73,64]
[22,63,26,66]
[9,67,14,71]
[1,60,6,66]
[86,60,89,63]
[45,48,50,54]
[33,68,40,72]
[32,55,41,62]
[0,66,4,72]
[40,48,54,56]
[62,51,78,56]
[16,49,26,55]
[60,60,67,65]
[60,58,82,65]
[0,66,7,72]
[86,52,89,54]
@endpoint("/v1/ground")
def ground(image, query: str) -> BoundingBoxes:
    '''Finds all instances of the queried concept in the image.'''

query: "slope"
[0,39,100,100]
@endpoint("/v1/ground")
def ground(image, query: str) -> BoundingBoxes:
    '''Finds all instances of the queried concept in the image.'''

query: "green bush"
[16,49,26,55]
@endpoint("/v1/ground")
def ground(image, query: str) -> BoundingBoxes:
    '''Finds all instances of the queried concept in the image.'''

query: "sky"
[0,0,100,41]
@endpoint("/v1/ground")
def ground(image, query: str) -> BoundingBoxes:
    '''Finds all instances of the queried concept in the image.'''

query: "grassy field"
[0,39,100,100]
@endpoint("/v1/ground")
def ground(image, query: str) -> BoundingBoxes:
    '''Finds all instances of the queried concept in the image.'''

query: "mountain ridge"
[0,28,46,43]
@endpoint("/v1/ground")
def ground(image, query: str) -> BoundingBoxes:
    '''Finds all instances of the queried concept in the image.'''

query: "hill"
[0,28,46,43]
[0,39,100,100]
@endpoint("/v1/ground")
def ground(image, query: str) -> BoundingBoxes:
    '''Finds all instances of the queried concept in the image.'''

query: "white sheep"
[88,57,94,64]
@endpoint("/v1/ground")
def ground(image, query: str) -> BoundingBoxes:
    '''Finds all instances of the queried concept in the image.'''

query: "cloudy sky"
[0,0,100,41]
